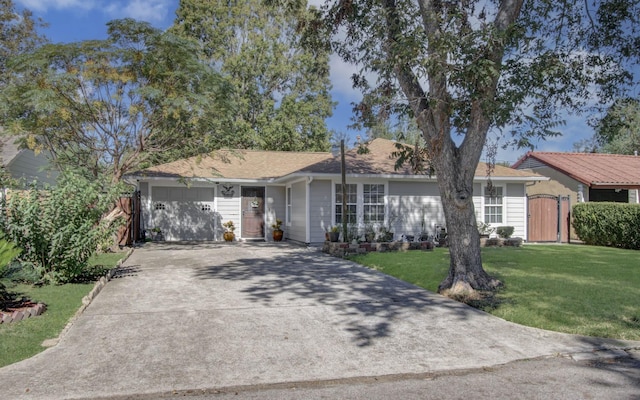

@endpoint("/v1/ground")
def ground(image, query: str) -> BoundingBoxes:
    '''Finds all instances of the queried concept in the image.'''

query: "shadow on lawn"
[192,245,483,347]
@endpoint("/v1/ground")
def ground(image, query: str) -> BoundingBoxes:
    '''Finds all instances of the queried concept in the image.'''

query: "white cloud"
[16,0,171,23]
[16,0,95,12]
[104,0,171,23]
[328,54,362,102]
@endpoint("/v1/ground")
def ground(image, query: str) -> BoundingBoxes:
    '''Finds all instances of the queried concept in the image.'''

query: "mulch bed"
[0,297,47,324]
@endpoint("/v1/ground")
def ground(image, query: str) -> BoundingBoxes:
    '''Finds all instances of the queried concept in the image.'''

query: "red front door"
[241,187,265,239]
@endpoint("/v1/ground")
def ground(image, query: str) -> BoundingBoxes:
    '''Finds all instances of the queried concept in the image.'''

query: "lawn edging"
[42,248,134,347]
[323,240,435,257]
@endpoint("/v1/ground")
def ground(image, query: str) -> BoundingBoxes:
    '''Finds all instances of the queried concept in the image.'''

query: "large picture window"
[484,186,503,224]
[363,184,385,223]
[335,184,357,224]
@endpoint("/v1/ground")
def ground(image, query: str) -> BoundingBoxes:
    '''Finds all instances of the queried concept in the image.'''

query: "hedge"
[572,202,640,249]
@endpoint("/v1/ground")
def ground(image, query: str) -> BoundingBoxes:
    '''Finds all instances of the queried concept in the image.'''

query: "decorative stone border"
[323,240,434,258]
[482,237,523,247]
[0,303,47,324]
[41,248,134,347]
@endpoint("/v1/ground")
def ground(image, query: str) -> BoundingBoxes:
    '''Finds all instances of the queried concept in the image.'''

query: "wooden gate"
[116,191,141,246]
[527,194,570,243]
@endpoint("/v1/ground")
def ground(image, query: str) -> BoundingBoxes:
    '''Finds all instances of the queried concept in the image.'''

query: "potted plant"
[148,227,163,241]
[271,218,284,241]
[377,225,394,242]
[477,221,495,238]
[328,226,340,242]
[364,223,376,243]
[222,220,235,242]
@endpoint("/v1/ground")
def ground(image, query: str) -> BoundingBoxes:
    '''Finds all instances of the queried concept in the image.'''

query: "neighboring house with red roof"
[127,138,547,243]
[512,151,640,204]
[0,134,58,188]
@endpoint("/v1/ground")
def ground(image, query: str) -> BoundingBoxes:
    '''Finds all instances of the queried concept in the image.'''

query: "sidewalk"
[0,242,637,399]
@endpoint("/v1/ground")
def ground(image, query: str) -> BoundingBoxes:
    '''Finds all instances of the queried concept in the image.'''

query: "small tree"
[1,173,124,284]
[1,18,231,183]
[0,236,21,305]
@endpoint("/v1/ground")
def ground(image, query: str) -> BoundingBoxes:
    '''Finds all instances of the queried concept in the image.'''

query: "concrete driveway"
[0,242,637,399]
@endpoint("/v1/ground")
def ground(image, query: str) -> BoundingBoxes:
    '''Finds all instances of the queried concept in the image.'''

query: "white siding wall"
[265,185,286,241]
[309,179,332,243]
[216,185,240,238]
[288,180,307,242]
[506,183,527,238]
[476,182,527,239]
[473,183,482,221]
[388,181,445,237]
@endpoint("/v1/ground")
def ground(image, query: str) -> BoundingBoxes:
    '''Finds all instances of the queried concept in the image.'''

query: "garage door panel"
[151,186,217,241]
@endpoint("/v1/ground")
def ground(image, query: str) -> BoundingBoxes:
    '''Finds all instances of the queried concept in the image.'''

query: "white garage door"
[151,186,216,241]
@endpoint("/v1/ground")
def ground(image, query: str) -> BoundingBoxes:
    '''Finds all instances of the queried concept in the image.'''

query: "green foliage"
[0,0,48,87]
[496,226,514,239]
[0,173,124,284]
[171,0,333,152]
[0,237,20,273]
[0,236,21,303]
[0,281,100,367]
[591,97,640,154]
[572,202,640,249]
[1,18,231,183]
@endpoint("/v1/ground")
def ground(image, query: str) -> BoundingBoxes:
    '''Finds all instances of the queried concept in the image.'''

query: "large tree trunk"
[431,138,501,295]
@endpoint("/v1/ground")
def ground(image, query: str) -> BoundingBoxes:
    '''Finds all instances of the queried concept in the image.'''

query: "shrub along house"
[126,138,546,243]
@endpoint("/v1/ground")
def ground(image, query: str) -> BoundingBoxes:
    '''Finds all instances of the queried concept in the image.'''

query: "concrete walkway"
[0,242,637,399]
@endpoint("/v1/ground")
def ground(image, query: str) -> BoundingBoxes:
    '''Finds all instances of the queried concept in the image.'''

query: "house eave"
[124,174,275,185]
[273,172,547,183]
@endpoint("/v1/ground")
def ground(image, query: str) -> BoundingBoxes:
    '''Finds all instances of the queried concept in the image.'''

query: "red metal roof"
[512,151,640,188]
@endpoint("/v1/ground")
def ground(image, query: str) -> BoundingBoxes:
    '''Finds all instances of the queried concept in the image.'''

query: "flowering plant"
[222,220,235,232]
[271,218,283,231]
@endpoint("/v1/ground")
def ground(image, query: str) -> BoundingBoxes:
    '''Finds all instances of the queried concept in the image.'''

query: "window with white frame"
[484,185,503,224]
[363,184,385,223]
[335,184,357,224]
[286,187,292,224]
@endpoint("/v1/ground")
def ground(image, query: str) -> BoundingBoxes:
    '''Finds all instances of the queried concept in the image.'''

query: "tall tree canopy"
[0,0,47,187]
[1,18,232,183]
[586,97,640,154]
[170,0,334,152]
[0,0,47,86]
[306,0,639,295]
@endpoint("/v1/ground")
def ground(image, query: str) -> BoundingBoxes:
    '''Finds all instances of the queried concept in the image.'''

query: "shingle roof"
[0,134,22,167]
[512,151,640,188]
[133,138,544,181]
[137,149,334,180]
[299,138,543,179]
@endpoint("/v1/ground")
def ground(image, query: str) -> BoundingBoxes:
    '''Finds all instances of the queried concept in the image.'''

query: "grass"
[0,251,128,368]
[350,245,640,341]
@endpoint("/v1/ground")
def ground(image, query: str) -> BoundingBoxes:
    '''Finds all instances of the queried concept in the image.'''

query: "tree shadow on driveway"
[192,246,485,347]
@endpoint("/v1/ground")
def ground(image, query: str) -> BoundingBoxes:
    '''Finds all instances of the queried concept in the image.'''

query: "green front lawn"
[350,245,640,341]
[0,251,128,368]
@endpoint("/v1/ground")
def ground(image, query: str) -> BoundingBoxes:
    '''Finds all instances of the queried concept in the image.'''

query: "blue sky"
[16,0,599,164]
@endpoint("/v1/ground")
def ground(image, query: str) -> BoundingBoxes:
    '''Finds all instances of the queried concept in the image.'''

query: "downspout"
[305,176,314,244]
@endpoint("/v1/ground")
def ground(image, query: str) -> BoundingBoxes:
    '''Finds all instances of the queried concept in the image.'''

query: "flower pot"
[223,232,234,242]
[273,229,284,242]
[329,232,340,242]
